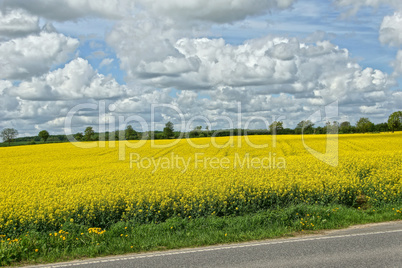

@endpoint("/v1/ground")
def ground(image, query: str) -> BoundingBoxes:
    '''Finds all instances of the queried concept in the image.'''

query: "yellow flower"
[0,133,400,237]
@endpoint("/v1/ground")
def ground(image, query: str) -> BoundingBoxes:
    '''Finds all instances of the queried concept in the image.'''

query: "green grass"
[0,141,65,147]
[2,203,401,266]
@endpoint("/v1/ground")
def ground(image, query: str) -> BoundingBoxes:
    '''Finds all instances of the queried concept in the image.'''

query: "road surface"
[26,221,402,268]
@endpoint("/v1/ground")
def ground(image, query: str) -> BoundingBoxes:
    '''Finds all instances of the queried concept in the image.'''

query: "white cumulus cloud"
[379,12,402,46]
[0,32,79,80]
[1,0,134,21]
[0,9,40,38]
[10,58,127,100]
[138,0,296,24]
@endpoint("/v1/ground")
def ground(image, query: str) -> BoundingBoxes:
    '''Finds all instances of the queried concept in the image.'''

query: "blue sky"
[0,0,401,136]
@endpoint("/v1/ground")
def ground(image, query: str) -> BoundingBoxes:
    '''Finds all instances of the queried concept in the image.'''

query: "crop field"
[0,133,401,237]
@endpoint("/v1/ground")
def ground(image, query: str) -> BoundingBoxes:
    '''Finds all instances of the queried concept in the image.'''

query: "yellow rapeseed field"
[0,133,401,234]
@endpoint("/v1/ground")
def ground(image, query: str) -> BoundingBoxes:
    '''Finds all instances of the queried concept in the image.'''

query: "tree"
[315,126,324,134]
[1,128,18,145]
[356,117,374,133]
[125,125,137,140]
[269,121,283,135]
[38,130,50,143]
[339,121,351,133]
[387,111,402,133]
[374,123,389,133]
[84,127,94,141]
[205,125,211,137]
[295,120,314,134]
[47,136,60,142]
[74,132,84,141]
[325,121,339,134]
[163,121,174,139]
[190,126,203,138]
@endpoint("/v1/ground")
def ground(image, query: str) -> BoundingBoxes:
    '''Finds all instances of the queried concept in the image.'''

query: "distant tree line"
[266,111,402,135]
[1,111,401,146]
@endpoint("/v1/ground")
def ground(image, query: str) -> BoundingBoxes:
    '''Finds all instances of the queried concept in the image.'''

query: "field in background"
[1,133,401,237]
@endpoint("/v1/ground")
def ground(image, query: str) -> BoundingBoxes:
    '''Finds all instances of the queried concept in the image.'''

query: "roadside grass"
[2,203,401,267]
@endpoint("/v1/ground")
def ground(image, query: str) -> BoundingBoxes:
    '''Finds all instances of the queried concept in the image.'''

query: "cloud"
[0,0,400,135]
[112,89,173,114]
[379,12,402,46]
[110,35,301,89]
[0,80,19,112]
[114,33,392,98]
[99,58,114,68]
[334,0,402,15]
[106,14,185,79]
[392,50,402,75]
[0,9,40,38]
[106,16,396,128]
[1,0,134,21]
[138,0,296,24]
[3,0,296,24]
[0,31,79,80]
[336,0,402,77]
[10,58,127,100]
[106,0,298,84]
[359,103,387,114]
[392,91,402,109]
[137,56,201,78]
[0,80,12,94]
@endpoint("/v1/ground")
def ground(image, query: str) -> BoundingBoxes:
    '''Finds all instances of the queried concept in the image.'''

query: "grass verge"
[2,203,402,266]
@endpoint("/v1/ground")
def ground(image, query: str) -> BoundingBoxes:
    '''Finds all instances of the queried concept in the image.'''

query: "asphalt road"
[27,221,402,268]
